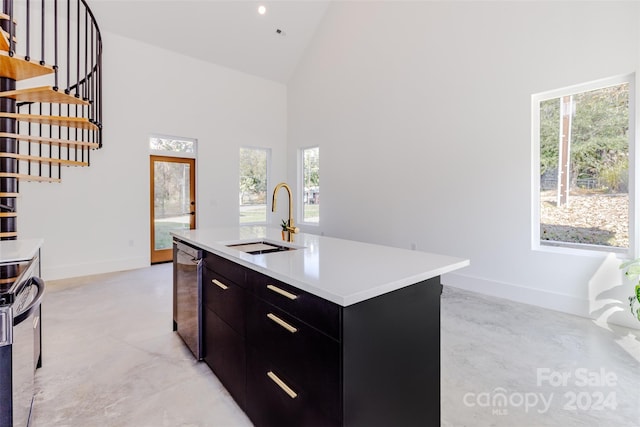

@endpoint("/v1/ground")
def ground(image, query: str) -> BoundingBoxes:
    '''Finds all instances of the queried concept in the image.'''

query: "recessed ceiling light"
[258,5,266,15]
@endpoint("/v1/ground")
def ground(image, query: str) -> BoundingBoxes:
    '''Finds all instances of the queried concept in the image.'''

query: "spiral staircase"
[0,0,102,239]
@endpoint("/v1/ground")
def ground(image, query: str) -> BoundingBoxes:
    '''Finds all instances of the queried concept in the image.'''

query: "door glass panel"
[153,160,192,251]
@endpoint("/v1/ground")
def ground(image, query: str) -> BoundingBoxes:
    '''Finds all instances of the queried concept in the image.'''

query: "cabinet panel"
[204,251,246,286]
[342,278,441,427]
[246,346,334,427]
[203,306,246,409]
[247,270,341,340]
[246,296,340,423]
[202,267,245,335]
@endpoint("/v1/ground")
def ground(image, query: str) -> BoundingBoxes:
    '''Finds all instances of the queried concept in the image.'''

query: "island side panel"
[342,276,442,427]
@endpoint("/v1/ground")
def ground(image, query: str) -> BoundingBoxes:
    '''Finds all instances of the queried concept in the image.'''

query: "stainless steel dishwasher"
[173,240,203,360]
[0,254,45,427]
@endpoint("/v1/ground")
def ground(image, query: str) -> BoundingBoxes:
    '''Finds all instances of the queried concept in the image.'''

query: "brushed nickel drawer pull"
[212,279,229,290]
[267,313,298,333]
[266,284,298,300]
[267,371,298,399]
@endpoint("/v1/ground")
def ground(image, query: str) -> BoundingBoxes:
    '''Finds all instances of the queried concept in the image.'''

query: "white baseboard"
[42,256,150,281]
[443,272,640,330]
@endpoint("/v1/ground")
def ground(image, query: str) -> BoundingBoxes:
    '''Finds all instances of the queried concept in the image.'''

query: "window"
[149,135,196,157]
[239,147,270,224]
[533,75,634,253]
[301,147,320,224]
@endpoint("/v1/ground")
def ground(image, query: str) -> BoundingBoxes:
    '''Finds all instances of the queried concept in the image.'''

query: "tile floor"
[29,263,640,426]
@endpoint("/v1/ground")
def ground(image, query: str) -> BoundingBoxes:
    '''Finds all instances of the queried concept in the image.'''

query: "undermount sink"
[226,240,303,255]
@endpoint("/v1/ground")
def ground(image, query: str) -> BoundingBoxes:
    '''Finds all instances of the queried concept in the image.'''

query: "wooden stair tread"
[0,30,17,44]
[0,132,98,149]
[1,30,17,42]
[0,17,17,52]
[0,86,89,105]
[0,51,53,81]
[0,112,98,131]
[0,13,18,25]
[0,172,61,183]
[0,31,9,52]
[0,152,88,167]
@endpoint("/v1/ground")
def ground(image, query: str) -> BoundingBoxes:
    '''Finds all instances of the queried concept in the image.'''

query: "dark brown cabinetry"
[199,251,442,427]
[245,272,341,426]
[201,255,247,408]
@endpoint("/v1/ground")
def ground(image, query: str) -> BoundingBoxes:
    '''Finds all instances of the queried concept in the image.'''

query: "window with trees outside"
[302,147,320,224]
[533,75,634,252]
[239,147,269,224]
[149,136,196,154]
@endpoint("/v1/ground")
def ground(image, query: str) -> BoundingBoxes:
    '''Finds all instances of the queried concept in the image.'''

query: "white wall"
[287,1,640,327]
[17,31,287,279]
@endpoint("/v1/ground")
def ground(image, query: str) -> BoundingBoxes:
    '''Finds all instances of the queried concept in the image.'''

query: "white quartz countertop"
[0,238,43,263]
[171,227,469,307]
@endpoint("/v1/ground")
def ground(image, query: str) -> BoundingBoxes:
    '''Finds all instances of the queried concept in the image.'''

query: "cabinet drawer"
[202,268,245,335]
[247,270,341,340]
[246,346,337,427]
[204,251,246,286]
[246,296,340,421]
[203,307,246,409]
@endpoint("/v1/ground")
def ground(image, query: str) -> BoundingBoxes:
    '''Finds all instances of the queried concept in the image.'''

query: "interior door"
[150,156,196,263]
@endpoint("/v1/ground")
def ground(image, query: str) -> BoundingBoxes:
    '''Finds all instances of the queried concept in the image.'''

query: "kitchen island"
[171,226,469,427]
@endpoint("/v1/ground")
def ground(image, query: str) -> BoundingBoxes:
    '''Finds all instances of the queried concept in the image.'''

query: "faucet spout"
[272,182,299,242]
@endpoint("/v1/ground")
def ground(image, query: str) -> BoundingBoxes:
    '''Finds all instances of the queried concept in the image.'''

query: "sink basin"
[226,240,302,255]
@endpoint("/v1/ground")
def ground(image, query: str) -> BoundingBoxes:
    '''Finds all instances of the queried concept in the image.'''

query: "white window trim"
[298,145,320,226]
[531,73,637,258]
[239,146,271,225]
[149,133,197,159]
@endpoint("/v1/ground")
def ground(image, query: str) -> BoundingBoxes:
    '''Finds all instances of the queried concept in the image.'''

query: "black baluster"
[65,0,70,94]
[27,105,31,176]
[38,103,42,178]
[7,0,13,56]
[98,50,102,146]
[40,0,45,65]
[15,119,19,177]
[57,135,61,180]
[25,0,30,61]
[84,8,88,101]
[57,103,61,164]
[74,104,77,160]
[54,0,58,90]
[66,103,69,155]
[48,103,52,179]
[90,24,94,120]
[75,0,79,98]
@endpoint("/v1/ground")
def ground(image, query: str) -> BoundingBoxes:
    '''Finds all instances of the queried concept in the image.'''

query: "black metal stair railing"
[0,0,102,239]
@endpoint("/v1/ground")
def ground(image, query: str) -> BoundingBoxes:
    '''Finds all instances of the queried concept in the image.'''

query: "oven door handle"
[13,277,45,326]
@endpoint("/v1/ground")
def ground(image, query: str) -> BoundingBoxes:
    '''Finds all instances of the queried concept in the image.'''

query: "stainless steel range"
[0,254,45,427]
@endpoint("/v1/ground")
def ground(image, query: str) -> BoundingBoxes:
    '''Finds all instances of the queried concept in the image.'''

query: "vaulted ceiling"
[90,0,330,83]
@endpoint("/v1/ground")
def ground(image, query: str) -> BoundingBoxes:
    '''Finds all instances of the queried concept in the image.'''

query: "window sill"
[535,241,629,259]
